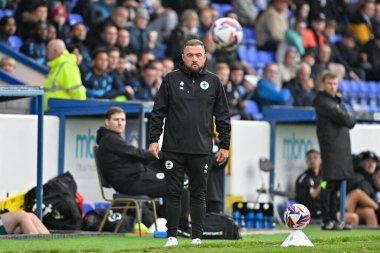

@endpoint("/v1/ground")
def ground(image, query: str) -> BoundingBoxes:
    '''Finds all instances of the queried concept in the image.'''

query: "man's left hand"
[215,148,229,166]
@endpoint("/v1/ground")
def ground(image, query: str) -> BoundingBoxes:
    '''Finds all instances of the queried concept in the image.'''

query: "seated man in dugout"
[346,151,380,226]
[95,106,190,232]
[295,149,359,228]
[0,210,49,235]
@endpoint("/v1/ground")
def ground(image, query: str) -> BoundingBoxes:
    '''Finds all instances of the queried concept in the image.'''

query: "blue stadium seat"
[357,81,370,99]
[348,80,360,97]
[238,45,248,61]
[94,202,110,210]
[339,80,355,106]
[243,27,253,40]
[339,80,351,97]
[155,44,167,59]
[344,103,352,111]
[9,35,23,51]
[247,48,259,68]
[244,100,262,119]
[258,51,275,63]
[211,3,232,17]
[4,9,15,17]
[242,27,256,45]
[83,203,93,215]
[330,34,342,44]
[0,9,15,19]
[251,50,275,69]
[68,13,83,26]
[372,82,380,111]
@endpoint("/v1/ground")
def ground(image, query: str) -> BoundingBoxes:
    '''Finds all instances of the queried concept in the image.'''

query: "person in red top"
[302,12,326,52]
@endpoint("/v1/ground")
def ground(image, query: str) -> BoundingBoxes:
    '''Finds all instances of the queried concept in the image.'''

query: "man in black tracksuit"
[314,71,356,230]
[149,39,231,246]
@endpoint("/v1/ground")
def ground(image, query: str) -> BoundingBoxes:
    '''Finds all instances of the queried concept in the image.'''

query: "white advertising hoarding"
[0,115,59,199]
[229,120,270,202]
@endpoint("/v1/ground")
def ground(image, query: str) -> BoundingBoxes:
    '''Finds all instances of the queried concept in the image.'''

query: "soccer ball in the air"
[284,203,311,230]
[211,17,243,51]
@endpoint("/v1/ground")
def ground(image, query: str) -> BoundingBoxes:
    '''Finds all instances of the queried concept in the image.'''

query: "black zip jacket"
[149,62,231,154]
[295,169,322,218]
[314,91,356,180]
[96,127,155,192]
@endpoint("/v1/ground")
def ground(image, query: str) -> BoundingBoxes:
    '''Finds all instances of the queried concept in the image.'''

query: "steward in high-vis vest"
[43,39,86,110]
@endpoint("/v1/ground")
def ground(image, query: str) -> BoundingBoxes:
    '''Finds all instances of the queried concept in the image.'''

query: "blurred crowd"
[0,0,379,116]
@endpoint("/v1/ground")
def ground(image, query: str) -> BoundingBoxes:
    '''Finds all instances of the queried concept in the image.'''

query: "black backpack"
[202,213,241,240]
[24,172,83,230]
[83,209,133,233]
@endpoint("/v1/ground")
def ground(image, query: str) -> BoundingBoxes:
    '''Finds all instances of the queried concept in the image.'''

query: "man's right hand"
[149,142,160,160]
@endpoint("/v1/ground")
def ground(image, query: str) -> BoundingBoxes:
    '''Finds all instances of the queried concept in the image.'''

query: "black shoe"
[321,221,335,230]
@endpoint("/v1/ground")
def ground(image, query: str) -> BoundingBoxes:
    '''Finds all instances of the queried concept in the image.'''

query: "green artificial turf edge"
[1,226,380,253]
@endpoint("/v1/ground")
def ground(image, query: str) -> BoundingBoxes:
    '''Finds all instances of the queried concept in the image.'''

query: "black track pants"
[320,180,341,224]
[163,152,211,239]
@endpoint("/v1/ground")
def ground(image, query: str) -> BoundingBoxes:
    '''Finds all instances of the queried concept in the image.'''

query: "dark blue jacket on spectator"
[133,77,157,101]
[20,39,46,65]
[82,69,127,99]
[127,26,149,57]
[68,40,92,73]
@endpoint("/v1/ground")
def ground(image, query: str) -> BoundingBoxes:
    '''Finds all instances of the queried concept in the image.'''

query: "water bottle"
[246,211,255,229]
[256,211,264,229]
[265,215,275,229]
[240,215,246,229]
[233,210,241,227]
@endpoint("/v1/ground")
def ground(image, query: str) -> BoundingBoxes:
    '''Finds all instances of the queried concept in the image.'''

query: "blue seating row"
[211,3,232,17]
[238,46,275,69]
[0,9,15,19]
[339,80,380,112]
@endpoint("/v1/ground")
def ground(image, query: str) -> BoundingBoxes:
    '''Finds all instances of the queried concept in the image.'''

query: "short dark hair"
[107,46,120,54]
[183,39,205,53]
[105,106,125,119]
[91,47,108,60]
[306,149,320,157]
[230,61,245,72]
[321,71,338,83]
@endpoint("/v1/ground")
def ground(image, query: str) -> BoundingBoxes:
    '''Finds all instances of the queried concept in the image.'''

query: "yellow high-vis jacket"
[43,50,86,110]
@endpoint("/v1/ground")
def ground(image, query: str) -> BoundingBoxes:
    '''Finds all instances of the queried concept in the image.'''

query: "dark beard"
[185,63,204,74]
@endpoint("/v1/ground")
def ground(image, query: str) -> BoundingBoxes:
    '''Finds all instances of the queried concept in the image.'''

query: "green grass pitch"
[1,226,380,253]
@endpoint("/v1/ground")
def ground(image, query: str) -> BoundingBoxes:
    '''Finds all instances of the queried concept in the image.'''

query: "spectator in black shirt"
[363,32,380,81]
[20,21,48,65]
[133,63,158,101]
[68,23,92,72]
[288,62,317,107]
[335,31,366,80]
[16,1,48,41]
